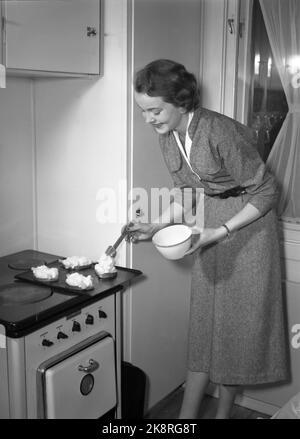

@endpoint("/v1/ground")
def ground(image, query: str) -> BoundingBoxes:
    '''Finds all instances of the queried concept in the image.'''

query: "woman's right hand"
[124,221,163,243]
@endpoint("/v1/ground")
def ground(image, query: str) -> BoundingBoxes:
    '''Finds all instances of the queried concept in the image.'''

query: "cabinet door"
[3,0,101,75]
[243,280,300,411]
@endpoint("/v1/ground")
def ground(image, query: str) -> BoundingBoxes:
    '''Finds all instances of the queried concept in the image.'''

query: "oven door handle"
[78,359,99,373]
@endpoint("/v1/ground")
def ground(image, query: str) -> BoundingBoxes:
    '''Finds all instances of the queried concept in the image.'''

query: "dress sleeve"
[214,117,279,215]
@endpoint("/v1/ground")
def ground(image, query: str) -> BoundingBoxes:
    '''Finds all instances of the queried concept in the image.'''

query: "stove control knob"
[72,321,81,332]
[57,331,68,339]
[98,310,107,319]
[85,314,94,325]
[42,338,54,347]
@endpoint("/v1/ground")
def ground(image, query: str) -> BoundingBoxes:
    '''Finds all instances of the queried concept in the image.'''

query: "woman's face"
[134,92,188,135]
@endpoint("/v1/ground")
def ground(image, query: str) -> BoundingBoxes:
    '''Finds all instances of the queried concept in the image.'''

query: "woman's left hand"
[184,227,227,255]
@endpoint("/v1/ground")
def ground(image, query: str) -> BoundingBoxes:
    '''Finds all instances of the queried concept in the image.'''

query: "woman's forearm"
[217,202,261,236]
[185,202,263,253]
[152,200,262,244]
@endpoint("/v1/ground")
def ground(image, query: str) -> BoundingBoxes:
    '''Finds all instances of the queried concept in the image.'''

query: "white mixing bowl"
[152,225,192,260]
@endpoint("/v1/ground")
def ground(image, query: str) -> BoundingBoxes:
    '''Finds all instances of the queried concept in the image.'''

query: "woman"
[127,59,289,419]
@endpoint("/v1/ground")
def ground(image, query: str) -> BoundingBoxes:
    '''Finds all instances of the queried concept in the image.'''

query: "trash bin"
[121,361,146,419]
[271,392,300,419]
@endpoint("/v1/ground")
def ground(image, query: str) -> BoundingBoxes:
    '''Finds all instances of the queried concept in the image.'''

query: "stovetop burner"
[0,283,52,306]
[8,258,46,270]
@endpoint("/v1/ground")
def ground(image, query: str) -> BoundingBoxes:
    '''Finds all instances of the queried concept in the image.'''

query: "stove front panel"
[6,336,27,418]
[25,294,115,418]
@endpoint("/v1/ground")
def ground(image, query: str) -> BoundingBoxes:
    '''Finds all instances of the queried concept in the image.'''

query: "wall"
[0,0,128,262]
[200,0,240,118]
[34,0,128,263]
[200,0,227,112]
[0,77,35,255]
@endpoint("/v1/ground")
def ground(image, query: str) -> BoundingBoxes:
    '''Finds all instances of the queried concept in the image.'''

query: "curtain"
[260,0,300,222]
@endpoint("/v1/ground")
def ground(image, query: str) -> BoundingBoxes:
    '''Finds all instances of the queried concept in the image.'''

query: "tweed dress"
[159,108,289,385]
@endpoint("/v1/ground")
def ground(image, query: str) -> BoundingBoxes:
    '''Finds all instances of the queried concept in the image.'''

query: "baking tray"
[15,260,142,297]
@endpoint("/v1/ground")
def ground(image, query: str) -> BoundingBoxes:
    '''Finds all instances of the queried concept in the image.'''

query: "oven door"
[37,332,116,419]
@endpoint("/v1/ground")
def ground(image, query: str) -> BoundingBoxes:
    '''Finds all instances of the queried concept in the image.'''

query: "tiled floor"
[145,387,270,419]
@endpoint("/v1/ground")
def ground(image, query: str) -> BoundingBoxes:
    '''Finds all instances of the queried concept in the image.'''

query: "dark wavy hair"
[134,59,200,112]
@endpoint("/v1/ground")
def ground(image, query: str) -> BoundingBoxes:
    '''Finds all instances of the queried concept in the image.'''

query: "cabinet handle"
[227,18,235,35]
[87,26,97,37]
[135,208,144,218]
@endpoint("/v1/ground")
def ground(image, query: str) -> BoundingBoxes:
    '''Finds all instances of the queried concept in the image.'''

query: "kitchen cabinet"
[240,223,300,413]
[242,280,300,414]
[0,0,103,77]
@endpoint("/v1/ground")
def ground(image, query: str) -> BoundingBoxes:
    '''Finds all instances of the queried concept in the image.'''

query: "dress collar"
[187,106,203,139]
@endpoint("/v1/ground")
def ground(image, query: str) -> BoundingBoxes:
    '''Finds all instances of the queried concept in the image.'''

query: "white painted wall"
[0,77,35,256]
[0,0,128,263]
[200,0,240,118]
[34,0,128,263]
[200,0,227,112]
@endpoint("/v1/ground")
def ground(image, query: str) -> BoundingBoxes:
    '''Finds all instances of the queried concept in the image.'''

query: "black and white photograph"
[0,0,299,425]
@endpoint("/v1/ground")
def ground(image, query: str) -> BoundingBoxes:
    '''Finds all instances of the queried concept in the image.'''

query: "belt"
[206,186,246,199]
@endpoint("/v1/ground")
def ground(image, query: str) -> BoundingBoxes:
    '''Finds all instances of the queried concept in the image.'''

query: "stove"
[0,249,141,419]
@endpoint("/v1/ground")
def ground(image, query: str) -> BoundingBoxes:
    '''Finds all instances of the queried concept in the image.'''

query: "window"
[249,0,288,162]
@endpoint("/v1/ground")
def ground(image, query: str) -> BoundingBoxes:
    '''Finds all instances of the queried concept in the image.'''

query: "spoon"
[105,222,133,258]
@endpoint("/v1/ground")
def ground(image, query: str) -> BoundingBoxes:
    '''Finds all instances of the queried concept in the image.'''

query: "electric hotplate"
[0,249,142,337]
[0,283,52,306]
